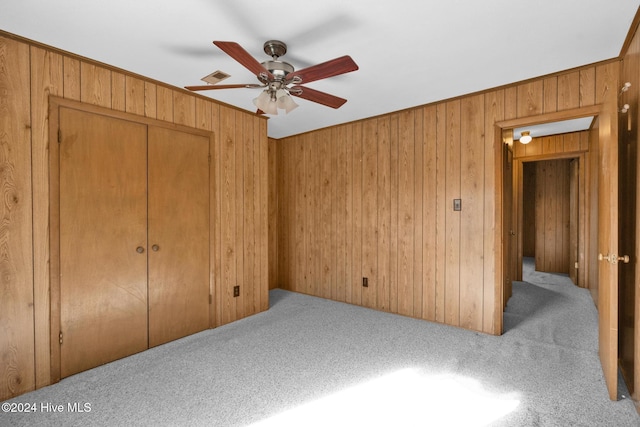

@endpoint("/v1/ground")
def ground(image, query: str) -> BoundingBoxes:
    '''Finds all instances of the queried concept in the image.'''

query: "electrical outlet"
[362,277,368,287]
[233,285,240,297]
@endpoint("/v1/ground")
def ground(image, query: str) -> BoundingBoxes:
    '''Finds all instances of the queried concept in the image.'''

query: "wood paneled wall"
[0,32,269,401]
[534,159,571,274]
[274,62,618,335]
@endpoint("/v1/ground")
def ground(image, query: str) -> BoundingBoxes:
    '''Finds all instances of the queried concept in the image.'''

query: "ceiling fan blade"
[286,55,358,85]
[290,86,347,109]
[185,84,264,91]
[213,41,274,80]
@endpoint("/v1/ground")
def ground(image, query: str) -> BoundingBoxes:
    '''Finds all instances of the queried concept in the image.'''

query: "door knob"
[136,246,145,254]
[598,253,630,264]
[152,244,160,252]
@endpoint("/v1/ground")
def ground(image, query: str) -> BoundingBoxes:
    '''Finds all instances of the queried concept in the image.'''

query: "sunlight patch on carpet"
[251,368,520,426]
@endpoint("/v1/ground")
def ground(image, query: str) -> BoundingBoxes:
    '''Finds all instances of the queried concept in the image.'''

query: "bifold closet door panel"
[147,126,210,347]
[59,108,149,378]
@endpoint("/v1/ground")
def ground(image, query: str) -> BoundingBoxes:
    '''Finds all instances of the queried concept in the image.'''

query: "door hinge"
[58,129,62,144]
[208,154,211,164]
[209,294,212,304]
[59,331,63,345]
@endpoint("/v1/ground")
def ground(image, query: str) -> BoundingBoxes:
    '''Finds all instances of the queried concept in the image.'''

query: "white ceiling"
[1,1,638,138]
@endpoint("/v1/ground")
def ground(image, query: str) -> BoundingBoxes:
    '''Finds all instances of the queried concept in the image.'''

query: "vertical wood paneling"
[268,138,278,291]
[579,68,596,107]
[389,115,399,313]
[259,118,269,311]
[218,107,236,325]
[445,100,461,326]
[397,111,415,316]
[173,91,196,127]
[351,123,363,305]
[335,126,348,302]
[243,114,256,315]
[144,81,157,119]
[111,72,126,112]
[543,77,558,113]
[422,105,438,321]
[362,120,378,309]
[459,94,485,331]
[344,124,355,304]
[557,71,580,111]
[413,110,424,318]
[30,45,63,389]
[80,62,111,107]
[377,117,391,311]
[234,112,246,320]
[434,103,448,323]
[156,85,173,122]
[125,75,146,116]
[535,160,571,274]
[517,81,543,117]
[62,57,80,100]
[484,89,504,334]
[320,129,333,300]
[0,36,34,400]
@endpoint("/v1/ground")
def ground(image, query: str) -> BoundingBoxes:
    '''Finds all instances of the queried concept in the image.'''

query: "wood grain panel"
[422,105,438,321]
[377,116,391,311]
[543,77,558,113]
[80,62,111,107]
[144,81,157,119]
[389,115,399,313]
[579,68,596,107]
[445,100,461,326]
[125,75,146,116]
[517,81,543,117]
[234,111,246,320]
[484,89,504,335]
[0,36,35,400]
[413,109,424,318]
[173,91,196,127]
[557,71,580,111]
[320,129,333,300]
[460,94,485,331]
[398,111,415,316]
[62,57,80,100]
[156,85,173,122]
[535,160,571,274]
[361,120,378,309]
[111,72,126,112]
[435,103,448,323]
[30,45,63,389]
[335,126,348,302]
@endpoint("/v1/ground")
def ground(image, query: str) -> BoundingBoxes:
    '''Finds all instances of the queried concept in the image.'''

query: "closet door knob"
[136,246,145,254]
[152,244,160,252]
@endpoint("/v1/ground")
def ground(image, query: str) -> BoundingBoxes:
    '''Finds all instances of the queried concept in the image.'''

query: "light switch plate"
[453,199,462,211]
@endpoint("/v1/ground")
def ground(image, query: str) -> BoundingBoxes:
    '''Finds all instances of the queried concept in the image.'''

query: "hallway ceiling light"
[519,131,532,144]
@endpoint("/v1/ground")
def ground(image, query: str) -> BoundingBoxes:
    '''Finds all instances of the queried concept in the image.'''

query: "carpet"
[2,259,638,426]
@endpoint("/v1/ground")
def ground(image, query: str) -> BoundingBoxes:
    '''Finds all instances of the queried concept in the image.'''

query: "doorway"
[521,158,580,284]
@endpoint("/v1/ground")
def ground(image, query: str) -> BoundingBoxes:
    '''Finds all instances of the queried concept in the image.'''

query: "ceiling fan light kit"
[186,39,358,115]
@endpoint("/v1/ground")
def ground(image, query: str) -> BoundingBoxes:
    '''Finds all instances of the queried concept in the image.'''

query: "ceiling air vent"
[201,70,230,85]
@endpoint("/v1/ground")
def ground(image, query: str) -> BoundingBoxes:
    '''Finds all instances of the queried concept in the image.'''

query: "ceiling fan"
[185,40,359,115]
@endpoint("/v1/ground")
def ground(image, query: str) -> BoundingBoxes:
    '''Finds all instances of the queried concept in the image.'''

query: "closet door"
[147,126,210,347]
[59,107,148,378]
